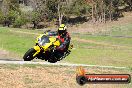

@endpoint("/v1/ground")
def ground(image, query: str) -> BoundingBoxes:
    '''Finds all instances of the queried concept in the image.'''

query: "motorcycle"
[23,31,73,63]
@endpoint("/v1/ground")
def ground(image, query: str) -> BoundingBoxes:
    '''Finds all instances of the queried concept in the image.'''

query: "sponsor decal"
[76,67,131,85]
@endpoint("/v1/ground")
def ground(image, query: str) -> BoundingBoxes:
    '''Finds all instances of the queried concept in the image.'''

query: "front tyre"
[23,48,36,61]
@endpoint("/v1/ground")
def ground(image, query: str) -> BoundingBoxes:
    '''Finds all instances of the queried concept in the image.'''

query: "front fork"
[33,45,42,57]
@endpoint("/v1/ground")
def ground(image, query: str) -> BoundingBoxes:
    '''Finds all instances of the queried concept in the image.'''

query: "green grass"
[0,27,43,34]
[0,27,132,67]
[70,24,132,67]
[0,27,35,56]
[106,24,132,36]
[65,48,132,67]
[76,35,132,46]
[72,23,132,47]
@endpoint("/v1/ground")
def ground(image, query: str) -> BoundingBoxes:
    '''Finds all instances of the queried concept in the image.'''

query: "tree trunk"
[92,0,94,23]
[58,3,62,25]
[101,0,103,23]
[130,0,132,10]
[109,0,112,22]
[103,7,106,23]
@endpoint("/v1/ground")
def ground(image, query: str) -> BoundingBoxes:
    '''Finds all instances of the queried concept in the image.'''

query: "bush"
[31,11,41,22]
[2,10,20,27]
[13,16,28,28]
[0,10,4,24]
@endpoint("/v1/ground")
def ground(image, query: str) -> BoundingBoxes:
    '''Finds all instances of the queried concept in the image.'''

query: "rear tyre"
[48,57,58,63]
[48,53,58,63]
[23,48,36,61]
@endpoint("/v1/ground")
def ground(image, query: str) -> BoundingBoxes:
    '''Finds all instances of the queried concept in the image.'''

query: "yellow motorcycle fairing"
[49,37,60,47]
[42,37,60,51]
[33,34,61,57]
[33,45,41,57]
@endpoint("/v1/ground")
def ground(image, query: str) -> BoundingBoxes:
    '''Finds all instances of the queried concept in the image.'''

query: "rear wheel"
[48,57,58,63]
[23,48,36,61]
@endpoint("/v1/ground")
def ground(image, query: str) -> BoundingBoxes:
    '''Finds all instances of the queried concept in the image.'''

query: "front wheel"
[23,48,36,61]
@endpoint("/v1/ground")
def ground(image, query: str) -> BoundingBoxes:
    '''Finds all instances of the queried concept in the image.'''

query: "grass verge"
[0,27,132,67]
[0,64,131,88]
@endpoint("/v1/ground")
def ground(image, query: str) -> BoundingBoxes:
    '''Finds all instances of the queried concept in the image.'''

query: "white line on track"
[0,60,129,70]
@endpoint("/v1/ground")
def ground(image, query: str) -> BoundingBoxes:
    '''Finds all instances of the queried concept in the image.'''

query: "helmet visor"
[58,27,64,30]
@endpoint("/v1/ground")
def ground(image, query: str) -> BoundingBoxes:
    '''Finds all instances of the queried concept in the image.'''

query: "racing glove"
[56,44,65,50]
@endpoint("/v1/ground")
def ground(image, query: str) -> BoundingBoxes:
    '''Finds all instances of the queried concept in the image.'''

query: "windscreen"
[38,35,50,46]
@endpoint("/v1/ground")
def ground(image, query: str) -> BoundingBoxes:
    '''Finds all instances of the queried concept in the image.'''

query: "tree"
[124,0,132,11]
[0,9,4,24]
[1,0,20,26]
[57,0,68,25]
[70,0,91,16]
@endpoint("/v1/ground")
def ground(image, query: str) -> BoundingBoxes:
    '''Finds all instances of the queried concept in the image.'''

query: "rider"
[45,24,71,51]
[56,24,71,51]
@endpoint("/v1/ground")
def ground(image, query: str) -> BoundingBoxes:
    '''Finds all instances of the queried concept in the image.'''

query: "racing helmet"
[58,24,67,35]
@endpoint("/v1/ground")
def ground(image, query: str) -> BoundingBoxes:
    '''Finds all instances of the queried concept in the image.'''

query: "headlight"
[38,38,42,45]
[39,42,43,46]
[38,39,46,46]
